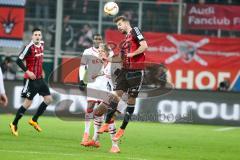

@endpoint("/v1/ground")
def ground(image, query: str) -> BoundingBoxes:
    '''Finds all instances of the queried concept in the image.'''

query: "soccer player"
[98,16,148,141]
[79,34,104,146]
[10,28,53,136]
[84,43,124,153]
[0,67,8,107]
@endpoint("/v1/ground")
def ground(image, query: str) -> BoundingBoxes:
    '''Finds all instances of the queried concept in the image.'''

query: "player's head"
[113,16,130,34]
[98,43,110,60]
[93,34,103,48]
[32,28,42,44]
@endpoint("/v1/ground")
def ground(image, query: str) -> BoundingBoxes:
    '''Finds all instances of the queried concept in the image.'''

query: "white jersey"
[0,68,5,94]
[80,47,103,83]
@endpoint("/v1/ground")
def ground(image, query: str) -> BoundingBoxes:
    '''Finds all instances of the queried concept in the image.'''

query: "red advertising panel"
[0,7,25,39]
[105,29,240,90]
[0,0,25,48]
[185,4,240,30]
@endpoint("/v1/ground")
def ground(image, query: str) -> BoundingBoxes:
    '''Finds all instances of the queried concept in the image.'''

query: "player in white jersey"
[0,67,8,107]
[85,43,127,153]
[79,34,104,146]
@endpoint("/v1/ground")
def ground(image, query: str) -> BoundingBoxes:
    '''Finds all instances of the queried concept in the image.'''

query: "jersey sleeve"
[132,27,145,43]
[80,50,88,65]
[18,42,32,60]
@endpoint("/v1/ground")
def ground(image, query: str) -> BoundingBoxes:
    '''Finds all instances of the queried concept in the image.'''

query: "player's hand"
[0,94,8,107]
[79,80,86,91]
[26,70,36,80]
[127,53,136,58]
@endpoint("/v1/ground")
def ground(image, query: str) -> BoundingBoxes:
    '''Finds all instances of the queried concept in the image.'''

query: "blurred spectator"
[122,10,138,26]
[0,57,17,80]
[76,24,94,52]
[218,79,230,91]
[48,24,56,49]
[35,0,49,19]
[62,15,74,51]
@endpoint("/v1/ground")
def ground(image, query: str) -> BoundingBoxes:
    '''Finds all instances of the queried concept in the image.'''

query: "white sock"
[109,122,118,147]
[84,112,93,134]
[93,115,104,141]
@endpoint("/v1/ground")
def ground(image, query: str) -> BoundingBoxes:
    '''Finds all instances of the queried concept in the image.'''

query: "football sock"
[105,101,118,123]
[13,106,27,125]
[93,115,104,141]
[120,105,135,130]
[84,110,93,134]
[109,121,118,147]
[32,102,48,122]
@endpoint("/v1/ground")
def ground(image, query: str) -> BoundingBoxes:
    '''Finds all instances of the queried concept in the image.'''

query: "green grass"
[0,114,239,160]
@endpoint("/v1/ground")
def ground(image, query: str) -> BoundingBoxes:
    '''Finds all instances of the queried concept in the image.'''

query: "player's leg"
[32,95,52,122]
[29,79,52,132]
[109,120,120,153]
[113,70,144,141]
[97,91,123,134]
[93,102,106,141]
[10,98,33,136]
[113,96,135,141]
[100,69,127,128]
[84,102,106,147]
[10,79,36,136]
[81,101,95,145]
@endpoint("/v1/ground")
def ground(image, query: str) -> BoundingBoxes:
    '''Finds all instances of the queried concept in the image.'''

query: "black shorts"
[114,69,144,98]
[21,78,51,100]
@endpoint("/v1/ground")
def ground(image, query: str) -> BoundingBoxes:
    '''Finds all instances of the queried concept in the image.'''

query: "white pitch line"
[0,149,147,160]
[214,127,238,132]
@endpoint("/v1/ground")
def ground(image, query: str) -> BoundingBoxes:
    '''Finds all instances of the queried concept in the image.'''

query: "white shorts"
[87,78,112,102]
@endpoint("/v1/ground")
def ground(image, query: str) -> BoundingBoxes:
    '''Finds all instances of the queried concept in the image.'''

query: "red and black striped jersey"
[121,27,145,70]
[19,41,44,79]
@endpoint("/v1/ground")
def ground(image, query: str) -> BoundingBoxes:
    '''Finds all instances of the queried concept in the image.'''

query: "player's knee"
[126,106,135,115]
[116,90,124,97]
[44,96,53,105]
[23,99,32,108]
[128,90,139,98]
[127,97,136,105]
[94,103,107,116]
[87,101,95,108]
[86,108,93,113]
[108,95,119,109]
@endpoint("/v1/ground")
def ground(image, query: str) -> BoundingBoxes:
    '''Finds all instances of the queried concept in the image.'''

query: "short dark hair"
[113,16,129,23]
[93,33,101,38]
[32,28,41,34]
[93,33,102,40]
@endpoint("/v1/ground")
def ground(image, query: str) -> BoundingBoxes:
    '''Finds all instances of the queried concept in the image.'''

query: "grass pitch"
[0,114,239,160]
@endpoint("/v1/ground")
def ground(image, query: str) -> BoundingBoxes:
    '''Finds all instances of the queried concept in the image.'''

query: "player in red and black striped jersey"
[10,28,53,136]
[98,16,148,141]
